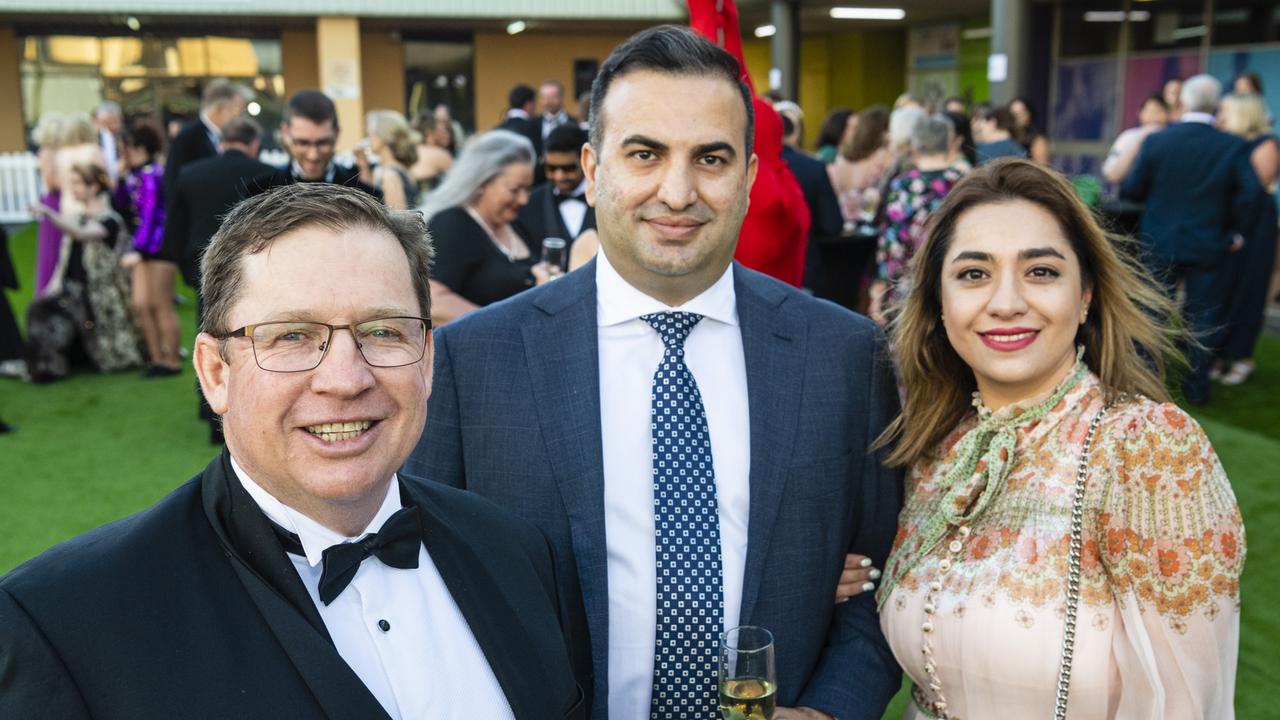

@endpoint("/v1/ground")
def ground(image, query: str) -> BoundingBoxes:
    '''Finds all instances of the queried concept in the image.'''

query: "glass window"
[1211,0,1280,46]
[1058,1,1125,58]
[404,40,475,135]
[1130,0,1209,53]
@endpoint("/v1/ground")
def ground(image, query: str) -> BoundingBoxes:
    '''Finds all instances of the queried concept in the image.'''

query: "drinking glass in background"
[719,625,776,720]
[541,237,567,279]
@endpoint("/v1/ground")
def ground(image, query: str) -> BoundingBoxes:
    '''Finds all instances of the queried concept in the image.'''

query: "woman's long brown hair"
[876,158,1183,468]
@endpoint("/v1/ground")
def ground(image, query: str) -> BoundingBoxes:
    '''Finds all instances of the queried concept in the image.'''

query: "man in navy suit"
[164,79,250,199]
[406,25,901,720]
[1122,74,1263,404]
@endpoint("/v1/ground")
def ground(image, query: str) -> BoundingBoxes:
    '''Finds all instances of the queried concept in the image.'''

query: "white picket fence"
[0,153,44,225]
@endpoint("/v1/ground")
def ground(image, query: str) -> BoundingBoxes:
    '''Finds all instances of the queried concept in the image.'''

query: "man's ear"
[193,332,232,417]
[582,142,599,208]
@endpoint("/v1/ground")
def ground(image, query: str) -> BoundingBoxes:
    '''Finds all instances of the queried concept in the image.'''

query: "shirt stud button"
[377,619,391,632]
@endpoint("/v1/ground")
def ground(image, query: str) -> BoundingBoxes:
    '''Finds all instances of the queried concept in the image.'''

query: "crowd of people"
[0,8,1263,719]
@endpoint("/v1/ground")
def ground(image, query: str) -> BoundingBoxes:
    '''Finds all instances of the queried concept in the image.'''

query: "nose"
[310,327,376,396]
[985,271,1029,318]
[655,159,697,210]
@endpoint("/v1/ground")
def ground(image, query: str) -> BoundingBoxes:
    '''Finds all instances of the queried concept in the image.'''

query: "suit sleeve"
[796,326,904,720]
[812,164,845,239]
[404,327,466,487]
[0,588,92,719]
[165,181,194,286]
[1120,135,1154,202]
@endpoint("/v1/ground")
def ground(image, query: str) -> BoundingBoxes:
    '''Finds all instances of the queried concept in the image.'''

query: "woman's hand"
[835,553,881,602]
[120,251,142,270]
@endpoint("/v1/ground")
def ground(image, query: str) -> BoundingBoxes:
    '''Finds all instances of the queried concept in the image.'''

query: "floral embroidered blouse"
[879,371,1245,719]
[875,166,965,305]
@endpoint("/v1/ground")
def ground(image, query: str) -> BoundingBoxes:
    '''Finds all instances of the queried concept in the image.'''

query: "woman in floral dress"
[876,159,1245,719]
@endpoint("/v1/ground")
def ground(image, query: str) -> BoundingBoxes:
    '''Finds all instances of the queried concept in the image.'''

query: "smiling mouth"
[305,421,374,443]
[983,331,1037,342]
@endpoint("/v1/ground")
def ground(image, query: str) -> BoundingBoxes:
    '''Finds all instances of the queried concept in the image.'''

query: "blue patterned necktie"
[641,311,724,719]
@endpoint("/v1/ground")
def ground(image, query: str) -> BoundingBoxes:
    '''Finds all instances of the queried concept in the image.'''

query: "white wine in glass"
[720,625,776,720]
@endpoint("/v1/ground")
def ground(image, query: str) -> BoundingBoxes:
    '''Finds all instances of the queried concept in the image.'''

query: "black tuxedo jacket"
[165,149,275,288]
[247,164,383,202]
[164,118,218,198]
[0,452,586,719]
[516,183,596,244]
[499,116,542,159]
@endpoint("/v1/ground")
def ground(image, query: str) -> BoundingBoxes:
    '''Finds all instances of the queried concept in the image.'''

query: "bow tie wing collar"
[318,506,422,605]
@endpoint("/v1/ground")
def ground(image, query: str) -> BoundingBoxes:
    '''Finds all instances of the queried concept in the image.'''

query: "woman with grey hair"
[869,114,967,324]
[421,129,538,323]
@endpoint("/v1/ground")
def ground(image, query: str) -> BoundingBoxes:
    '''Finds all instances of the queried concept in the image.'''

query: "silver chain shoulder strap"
[1053,403,1108,720]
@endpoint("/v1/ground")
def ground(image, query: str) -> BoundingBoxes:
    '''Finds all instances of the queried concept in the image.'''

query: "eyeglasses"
[544,161,580,173]
[219,316,431,373]
[288,137,336,151]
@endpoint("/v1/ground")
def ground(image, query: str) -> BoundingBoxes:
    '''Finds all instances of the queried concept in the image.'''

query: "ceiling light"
[754,25,777,38]
[1083,10,1150,22]
[961,27,992,40]
[506,20,526,35]
[1171,25,1208,40]
[830,7,906,21]
[246,101,261,116]
[125,16,141,32]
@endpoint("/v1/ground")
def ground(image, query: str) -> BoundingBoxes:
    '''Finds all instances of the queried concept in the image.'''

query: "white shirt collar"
[1181,111,1216,125]
[595,245,738,328]
[230,455,404,568]
[199,111,221,140]
[554,178,588,199]
[506,108,531,121]
[291,160,336,183]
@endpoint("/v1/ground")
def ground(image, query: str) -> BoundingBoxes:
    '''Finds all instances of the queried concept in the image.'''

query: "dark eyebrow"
[694,141,738,159]
[1019,247,1067,261]
[620,135,667,151]
[950,250,992,264]
[619,135,737,160]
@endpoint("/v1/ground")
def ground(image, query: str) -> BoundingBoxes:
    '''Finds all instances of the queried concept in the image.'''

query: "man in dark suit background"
[251,90,380,198]
[500,84,543,159]
[1122,73,1263,404]
[164,78,250,198]
[774,104,844,299]
[165,116,274,444]
[0,184,584,720]
[406,25,901,720]
[538,80,573,142]
[517,124,595,248]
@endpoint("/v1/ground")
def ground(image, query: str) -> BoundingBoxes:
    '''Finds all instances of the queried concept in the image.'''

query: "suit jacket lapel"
[201,452,391,720]
[403,483,549,719]
[519,262,611,684]
[734,266,808,624]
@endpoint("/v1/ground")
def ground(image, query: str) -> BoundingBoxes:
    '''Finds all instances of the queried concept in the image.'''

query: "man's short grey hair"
[95,101,122,119]
[1181,74,1222,114]
[889,106,927,150]
[912,114,953,156]
[418,129,535,221]
[203,78,253,110]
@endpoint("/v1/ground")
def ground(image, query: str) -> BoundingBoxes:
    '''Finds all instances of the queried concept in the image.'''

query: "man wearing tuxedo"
[406,25,902,720]
[500,83,543,160]
[517,124,596,246]
[164,78,250,199]
[251,90,380,199]
[0,184,585,720]
[539,80,573,142]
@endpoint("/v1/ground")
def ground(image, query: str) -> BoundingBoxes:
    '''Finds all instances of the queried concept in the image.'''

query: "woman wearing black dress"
[420,130,539,324]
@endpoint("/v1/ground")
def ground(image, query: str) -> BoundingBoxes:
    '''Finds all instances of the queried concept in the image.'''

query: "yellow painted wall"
[473,32,630,132]
[281,28,319,95]
[360,30,405,115]
[742,31,907,151]
[0,26,24,151]
[316,17,363,151]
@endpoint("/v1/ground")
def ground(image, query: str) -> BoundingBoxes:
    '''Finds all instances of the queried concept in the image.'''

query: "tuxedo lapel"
[404,483,550,719]
[200,453,391,720]
[519,263,611,682]
[733,266,808,624]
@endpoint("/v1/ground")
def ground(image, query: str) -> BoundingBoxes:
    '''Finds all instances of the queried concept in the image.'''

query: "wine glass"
[541,237,567,279]
[719,625,776,720]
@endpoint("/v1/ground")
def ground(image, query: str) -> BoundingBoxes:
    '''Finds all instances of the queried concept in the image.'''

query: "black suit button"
[378,619,391,632]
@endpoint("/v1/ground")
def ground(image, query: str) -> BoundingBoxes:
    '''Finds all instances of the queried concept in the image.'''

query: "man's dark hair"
[588,25,754,154]
[1142,93,1169,111]
[220,116,262,147]
[285,90,339,130]
[779,113,795,138]
[545,124,588,155]
[508,84,536,111]
[124,119,165,158]
[974,103,1014,131]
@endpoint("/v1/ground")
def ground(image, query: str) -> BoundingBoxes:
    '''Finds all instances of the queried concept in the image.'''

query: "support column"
[770,0,800,100]
[0,26,24,151]
[316,16,363,152]
[989,0,1030,104]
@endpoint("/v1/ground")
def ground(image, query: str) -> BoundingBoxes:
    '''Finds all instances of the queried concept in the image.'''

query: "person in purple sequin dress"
[117,120,182,377]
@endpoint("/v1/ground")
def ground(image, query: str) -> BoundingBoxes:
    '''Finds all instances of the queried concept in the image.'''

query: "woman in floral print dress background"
[876,159,1245,719]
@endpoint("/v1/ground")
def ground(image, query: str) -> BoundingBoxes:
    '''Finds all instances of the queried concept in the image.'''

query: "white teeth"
[305,421,373,441]
[987,331,1035,342]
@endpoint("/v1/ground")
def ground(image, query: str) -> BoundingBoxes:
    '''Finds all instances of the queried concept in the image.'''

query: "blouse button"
[930,580,942,592]
[924,602,935,615]
[948,540,963,553]
[939,558,951,572]
[958,525,970,537]
[922,621,934,633]
[377,619,391,632]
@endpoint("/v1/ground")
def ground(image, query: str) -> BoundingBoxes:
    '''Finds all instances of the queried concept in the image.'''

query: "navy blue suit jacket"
[405,260,903,719]
[1121,121,1262,266]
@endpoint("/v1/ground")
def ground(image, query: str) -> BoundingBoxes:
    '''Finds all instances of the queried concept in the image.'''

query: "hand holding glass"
[541,237,567,279]
[720,625,776,720]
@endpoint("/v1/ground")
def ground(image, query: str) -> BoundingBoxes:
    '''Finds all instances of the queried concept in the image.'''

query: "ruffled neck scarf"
[877,350,1089,609]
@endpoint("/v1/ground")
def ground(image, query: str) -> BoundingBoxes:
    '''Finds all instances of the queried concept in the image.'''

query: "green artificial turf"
[1,222,1276,718]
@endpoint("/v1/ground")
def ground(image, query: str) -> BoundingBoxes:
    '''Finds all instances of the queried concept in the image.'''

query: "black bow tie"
[555,192,585,205]
[275,506,423,605]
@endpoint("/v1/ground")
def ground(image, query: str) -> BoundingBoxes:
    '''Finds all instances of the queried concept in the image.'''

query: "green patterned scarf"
[877,352,1089,610]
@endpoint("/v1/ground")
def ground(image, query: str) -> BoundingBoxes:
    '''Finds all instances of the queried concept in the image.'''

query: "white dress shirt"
[595,249,751,720]
[232,458,515,720]
[99,128,119,182]
[555,178,589,239]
